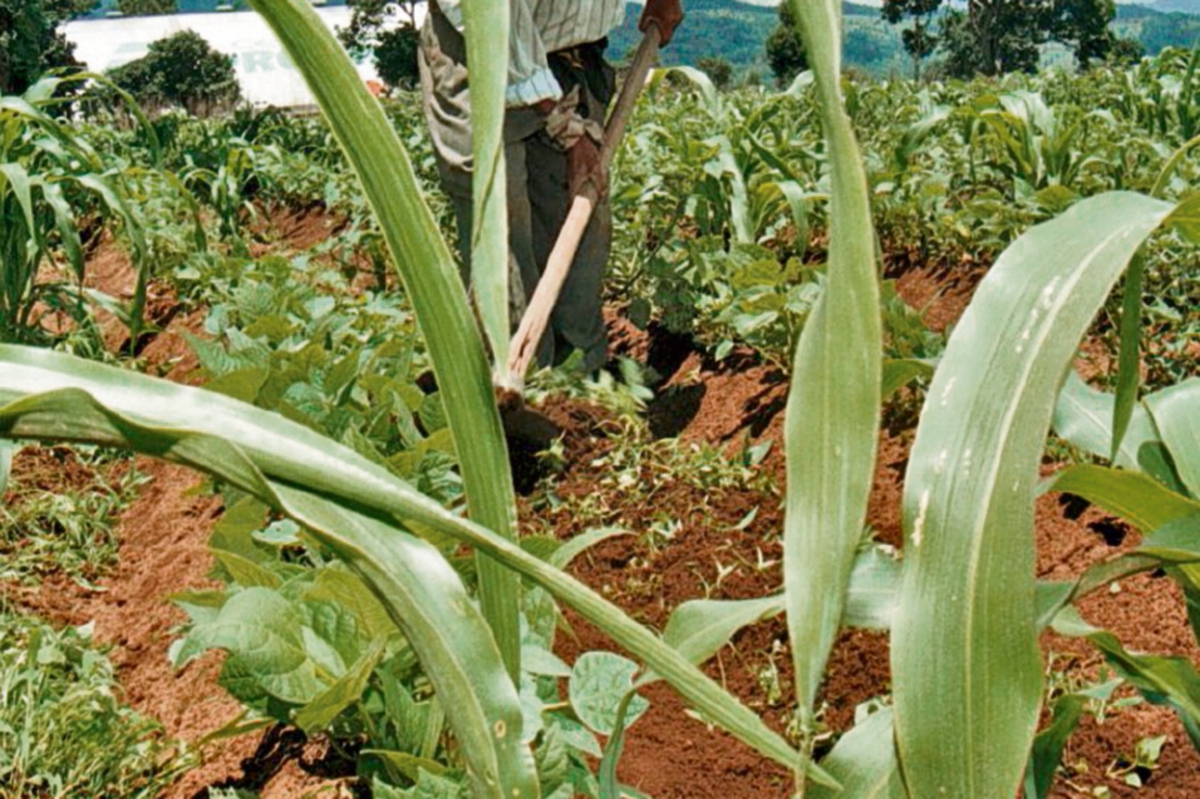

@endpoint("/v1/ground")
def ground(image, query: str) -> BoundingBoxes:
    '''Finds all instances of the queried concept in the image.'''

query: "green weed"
[0,447,144,587]
[0,613,194,798]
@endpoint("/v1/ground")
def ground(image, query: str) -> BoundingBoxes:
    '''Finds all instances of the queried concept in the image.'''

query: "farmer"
[419,0,684,374]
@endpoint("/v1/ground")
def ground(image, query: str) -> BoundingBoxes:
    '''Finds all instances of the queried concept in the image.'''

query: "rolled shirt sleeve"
[433,0,563,108]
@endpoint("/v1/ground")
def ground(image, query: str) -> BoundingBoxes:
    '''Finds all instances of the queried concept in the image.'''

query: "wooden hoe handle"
[506,23,663,383]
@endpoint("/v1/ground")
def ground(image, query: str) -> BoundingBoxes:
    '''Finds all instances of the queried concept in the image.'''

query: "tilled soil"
[5,221,1199,798]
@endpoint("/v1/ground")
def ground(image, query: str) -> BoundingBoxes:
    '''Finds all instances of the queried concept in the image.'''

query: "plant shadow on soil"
[4,218,1200,798]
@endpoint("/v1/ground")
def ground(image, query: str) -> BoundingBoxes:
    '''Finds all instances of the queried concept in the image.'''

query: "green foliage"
[697,56,734,91]
[940,1,1049,77]
[1,7,1200,799]
[0,447,143,587]
[608,0,908,80]
[1109,35,1146,66]
[116,0,177,14]
[373,25,421,92]
[765,2,809,86]
[336,0,420,92]
[108,30,241,116]
[0,613,194,797]
[0,0,90,96]
[882,0,1119,78]
[83,0,256,12]
[1048,0,1119,69]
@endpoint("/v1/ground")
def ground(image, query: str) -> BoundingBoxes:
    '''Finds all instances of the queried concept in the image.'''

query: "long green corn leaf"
[653,545,1168,665]
[1024,695,1087,799]
[1139,515,1200,563]
[1052,371,1154,470]
[39,179,86,281]
[649,547,901,682]
[1145,379,1200,497]
[246,0,521,676]
[0,164,36,237]
[22,72,161,166]
[460,0,510,370]
[1052,607,1200,750]
[882,359,935,401]
[1050,464,1200,533]
[892,192,1175,799]
[1111,251,1144,462]
[783,0,882,771]
[0,440,11,494]
[0,387,535,799]
[0,346,830,787]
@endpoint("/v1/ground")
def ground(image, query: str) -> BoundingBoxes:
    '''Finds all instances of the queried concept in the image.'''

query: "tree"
[765,1,808,87]
[1048,0,1117,70]
[939,1,1049,78]
[697,56,733,91]
[883,0,1119,79]
[0,0,94,96]
[108,30,240,115]
[337,0,420,92]
[881,0,941,79]
[116,0,176,15]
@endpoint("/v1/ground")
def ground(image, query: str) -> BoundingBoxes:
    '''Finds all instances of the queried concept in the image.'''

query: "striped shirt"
[435,0,625,107]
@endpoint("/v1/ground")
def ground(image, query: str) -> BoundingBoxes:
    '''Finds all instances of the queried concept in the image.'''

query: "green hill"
[622,0,1200,79]
[608,0,909,80]
[1141,0,1200,13]
[1115,5,1200,54]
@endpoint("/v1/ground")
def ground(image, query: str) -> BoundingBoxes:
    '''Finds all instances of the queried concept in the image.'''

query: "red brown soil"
[3,453,346,798]
[545,270,1200,799]
[3,209,358,797]
[8,218,1199,798]
[247,202,350,255]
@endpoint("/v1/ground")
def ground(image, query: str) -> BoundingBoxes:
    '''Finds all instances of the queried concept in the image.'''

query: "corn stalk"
[245,0,522,677]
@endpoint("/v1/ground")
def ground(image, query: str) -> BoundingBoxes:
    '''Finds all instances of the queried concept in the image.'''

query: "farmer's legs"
[526,134,610,374]
[420,12,611,372]
[525,44,613,374]
[426,129,540,332]
[418,9,545,336]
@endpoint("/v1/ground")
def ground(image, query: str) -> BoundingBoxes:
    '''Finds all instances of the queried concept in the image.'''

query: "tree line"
[768,0,1142,84]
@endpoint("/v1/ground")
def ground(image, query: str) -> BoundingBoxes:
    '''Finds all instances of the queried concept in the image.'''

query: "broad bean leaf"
[295,636,388,733]
[186,587,325,706]
[569,652,649,736]
[305,565,396,641]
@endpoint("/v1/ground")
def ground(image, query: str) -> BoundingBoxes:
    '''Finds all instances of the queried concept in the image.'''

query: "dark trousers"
[417,10,611,372]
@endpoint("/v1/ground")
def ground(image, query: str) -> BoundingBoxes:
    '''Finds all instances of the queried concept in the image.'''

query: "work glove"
[639,0,684,45]
[541,86,607,198]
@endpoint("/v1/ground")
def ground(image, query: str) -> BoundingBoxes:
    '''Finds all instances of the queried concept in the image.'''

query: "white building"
[61,5,426,107]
